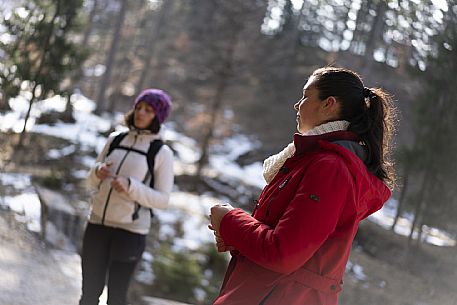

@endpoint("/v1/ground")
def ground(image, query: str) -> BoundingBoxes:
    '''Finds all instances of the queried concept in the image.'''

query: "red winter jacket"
[213,131,391,305]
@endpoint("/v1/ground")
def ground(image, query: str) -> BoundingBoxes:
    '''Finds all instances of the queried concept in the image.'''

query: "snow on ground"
[346,260,367,281]
[1,92,456,302]
[159,192,220,250]
[0,206,87,305]
[1,92,266,189]
[369,198,456,247]
[0,173,41,233]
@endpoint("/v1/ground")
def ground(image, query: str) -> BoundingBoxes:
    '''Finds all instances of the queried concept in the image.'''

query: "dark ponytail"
[311,67,397,188]
[354,87,396,188]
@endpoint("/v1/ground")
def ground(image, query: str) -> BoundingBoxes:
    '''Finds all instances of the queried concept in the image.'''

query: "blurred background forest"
[1,0,457,304]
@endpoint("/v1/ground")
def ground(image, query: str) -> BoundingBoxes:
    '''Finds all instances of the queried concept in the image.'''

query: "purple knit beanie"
[134,89,172,124]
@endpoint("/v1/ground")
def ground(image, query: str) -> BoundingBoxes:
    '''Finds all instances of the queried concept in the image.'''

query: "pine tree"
[190,0,267,177]
[0,0,87,145]
[402,0,457,245]
[94,0,128,114]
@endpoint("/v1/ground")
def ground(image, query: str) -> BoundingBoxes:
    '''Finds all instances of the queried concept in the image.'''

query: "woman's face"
[293,76,329,134]
[134,101,156,129]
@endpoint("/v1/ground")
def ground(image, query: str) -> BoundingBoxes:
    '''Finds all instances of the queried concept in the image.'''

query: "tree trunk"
[274,1,305,103]
[195,73,229,177]
[135,0,172,93]
[67,0,98,93]
[18,0,61,146]
[391,165,410,231]
[407,174,431,243]
[195,28,240,177]
[350,0,372,54]
[0,93,12,112]
[18,82,40,146]
[95,0,128,114]
[364,0,387,60]
[416,221,424,247]
[61,94,76,123]
[82,0,98,47]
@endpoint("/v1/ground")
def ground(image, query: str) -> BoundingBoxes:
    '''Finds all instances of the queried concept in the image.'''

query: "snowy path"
[0,209,194,305]
[0,210,81,305]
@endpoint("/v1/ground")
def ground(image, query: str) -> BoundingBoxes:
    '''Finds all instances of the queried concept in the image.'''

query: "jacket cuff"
[127,176,140,195]
[94,163,101,176]
[87,162,103,186]
[219,208,245,245]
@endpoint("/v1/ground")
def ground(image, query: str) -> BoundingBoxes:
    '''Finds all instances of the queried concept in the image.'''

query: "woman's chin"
[134,121,146,129]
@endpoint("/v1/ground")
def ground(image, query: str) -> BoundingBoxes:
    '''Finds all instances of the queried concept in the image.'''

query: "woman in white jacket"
[79,89,174,305]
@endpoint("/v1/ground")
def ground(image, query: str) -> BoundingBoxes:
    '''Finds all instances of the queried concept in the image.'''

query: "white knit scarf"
[262,120,350,184]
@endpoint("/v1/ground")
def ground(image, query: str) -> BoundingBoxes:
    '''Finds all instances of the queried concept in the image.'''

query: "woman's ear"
[323,96,340,119]
[323,96,337,109]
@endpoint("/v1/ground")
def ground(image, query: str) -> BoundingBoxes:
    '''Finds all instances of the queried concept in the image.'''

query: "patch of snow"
[47,144,76,159]
[45,222,77,252]
[153,192,218,252]
[73,169,89,179]
[4,194,41,232]
[346,260,367,282]
[77,155,97,168]
[50,250,81,288]
[0,111,24,132]
[137,257,155,284]
[0,173,31,190]
[212,134,261,161]
[163,126,200,164]
[352,264,367,281]
[210,156,265,189]
[0,93,114,150]
[369,198,456,247]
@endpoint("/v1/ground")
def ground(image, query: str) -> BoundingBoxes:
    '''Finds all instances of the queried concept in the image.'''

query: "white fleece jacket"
[86,129,174,234]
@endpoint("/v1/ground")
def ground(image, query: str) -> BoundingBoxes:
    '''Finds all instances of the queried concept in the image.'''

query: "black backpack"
[106,131,163,220]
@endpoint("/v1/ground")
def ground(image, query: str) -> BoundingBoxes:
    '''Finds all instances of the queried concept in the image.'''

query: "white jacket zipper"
[101,133,138,224]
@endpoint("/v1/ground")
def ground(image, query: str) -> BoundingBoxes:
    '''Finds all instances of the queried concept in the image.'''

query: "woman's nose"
[294,102,299,111]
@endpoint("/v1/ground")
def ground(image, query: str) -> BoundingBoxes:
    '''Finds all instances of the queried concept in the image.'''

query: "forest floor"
[342,221,457,305]
[1,132,457,305]
[0,208,81,305]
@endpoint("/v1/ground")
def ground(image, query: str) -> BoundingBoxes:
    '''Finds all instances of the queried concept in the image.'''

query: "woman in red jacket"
[209,66,396,305]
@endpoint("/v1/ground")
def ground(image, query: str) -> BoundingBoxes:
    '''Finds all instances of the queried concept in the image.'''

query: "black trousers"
[79,223,146,305]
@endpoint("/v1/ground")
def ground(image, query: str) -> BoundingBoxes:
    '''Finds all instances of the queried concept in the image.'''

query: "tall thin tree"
[95,0,128,114]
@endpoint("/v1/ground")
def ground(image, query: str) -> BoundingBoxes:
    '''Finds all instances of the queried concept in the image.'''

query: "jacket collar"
[293,131,360,155]
[130,127,152,134]
[127,128,162,141]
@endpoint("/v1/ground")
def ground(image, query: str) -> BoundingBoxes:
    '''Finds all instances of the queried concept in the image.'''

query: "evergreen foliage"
[151,242,227,304]
[0,0,87,142]
[400,1,457,239]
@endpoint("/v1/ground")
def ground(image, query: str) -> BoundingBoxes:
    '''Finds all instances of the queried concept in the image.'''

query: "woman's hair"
[311,66,397,188]
[124,109,161,134]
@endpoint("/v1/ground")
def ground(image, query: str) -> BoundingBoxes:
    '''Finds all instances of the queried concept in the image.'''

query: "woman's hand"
[96,160,113,180]
[208,223,235,252]
[209,203,234,234]
[208,203,235,252]
[111,176,129,193]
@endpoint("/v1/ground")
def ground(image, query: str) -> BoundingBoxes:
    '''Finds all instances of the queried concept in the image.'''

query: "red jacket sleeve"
[219,156,353,274]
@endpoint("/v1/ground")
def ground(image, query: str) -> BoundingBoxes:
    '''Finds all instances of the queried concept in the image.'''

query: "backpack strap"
[107,132,128,156]
[132,139,164,221]
[145,139,164,188]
